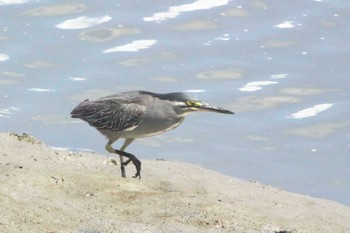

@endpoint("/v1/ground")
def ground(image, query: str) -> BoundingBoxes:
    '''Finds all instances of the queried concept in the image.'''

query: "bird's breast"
[122,116,184,138]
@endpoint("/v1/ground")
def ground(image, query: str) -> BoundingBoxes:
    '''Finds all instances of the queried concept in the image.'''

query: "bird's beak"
[198,103,235,114]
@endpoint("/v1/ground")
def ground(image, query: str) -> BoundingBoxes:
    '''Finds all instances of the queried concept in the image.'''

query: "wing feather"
[71,98,145,132]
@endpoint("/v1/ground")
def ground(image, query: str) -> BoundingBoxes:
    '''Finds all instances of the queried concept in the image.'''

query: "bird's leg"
[118,138,141,179]
[123,158,132,166]
[119,138,142,179]
[120,155,126,178]
[106,138,141,178]
[118,138,134,178]
[114,149,141,179]
[105,139,127,178]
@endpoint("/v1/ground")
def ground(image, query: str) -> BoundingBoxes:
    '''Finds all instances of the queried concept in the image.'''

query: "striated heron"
[71,90,234,178]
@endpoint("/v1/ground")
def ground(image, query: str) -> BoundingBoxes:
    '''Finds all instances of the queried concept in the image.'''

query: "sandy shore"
[0,132,349,233]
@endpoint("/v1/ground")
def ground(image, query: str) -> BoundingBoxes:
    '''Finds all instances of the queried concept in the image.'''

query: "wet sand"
[1,132,349,233]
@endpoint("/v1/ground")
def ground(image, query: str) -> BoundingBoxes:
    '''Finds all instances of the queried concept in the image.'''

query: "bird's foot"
[128,157,141,179]
[133,171,141,179]
[122,159,141,179]
[115,150,141,179]
[132,159,141,179]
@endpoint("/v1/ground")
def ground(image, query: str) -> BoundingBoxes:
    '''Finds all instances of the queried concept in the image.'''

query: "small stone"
[107,159,118,166]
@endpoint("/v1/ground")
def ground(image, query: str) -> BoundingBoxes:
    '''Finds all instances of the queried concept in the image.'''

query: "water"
[1,0,349,205]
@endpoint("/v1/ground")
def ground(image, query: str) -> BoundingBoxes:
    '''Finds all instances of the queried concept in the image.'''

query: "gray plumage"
[71,90,234,178]
[71,94,145,133]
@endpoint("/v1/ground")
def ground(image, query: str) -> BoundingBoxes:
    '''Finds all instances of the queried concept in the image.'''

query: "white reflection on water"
[0,107,19,118]
[56,15,112,29]
[274,21,296,29]
[0,53,9,61]
[185,89,206,93]
[214,34,230,41]
[239,81,278,92]
[28,88,56,92]
[69,77,86,81]
[144,0,230,22]
[289,104,334,119]
[270,74,288,79]
[103,40,157,53]
[0,0,28,6]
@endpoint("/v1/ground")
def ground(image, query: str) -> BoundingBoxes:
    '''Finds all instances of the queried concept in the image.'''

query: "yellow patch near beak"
[186,100,202,108]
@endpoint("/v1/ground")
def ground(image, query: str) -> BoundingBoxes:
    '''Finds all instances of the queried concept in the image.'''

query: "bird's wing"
[71,98,146,132]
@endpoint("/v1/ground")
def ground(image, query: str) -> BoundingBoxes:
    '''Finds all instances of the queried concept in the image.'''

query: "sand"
[0,132,349,233]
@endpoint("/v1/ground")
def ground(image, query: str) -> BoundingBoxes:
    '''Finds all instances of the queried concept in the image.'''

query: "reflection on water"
[289,103,333,119]
[1,0,349,205]
[56,15,112,29]
[0,53,9,61]
[0,106,19,118]
[143,0,230,22]
[103,39,158,53]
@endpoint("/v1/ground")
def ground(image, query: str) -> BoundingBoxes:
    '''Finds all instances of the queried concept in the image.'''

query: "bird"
[71,90,234,179]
